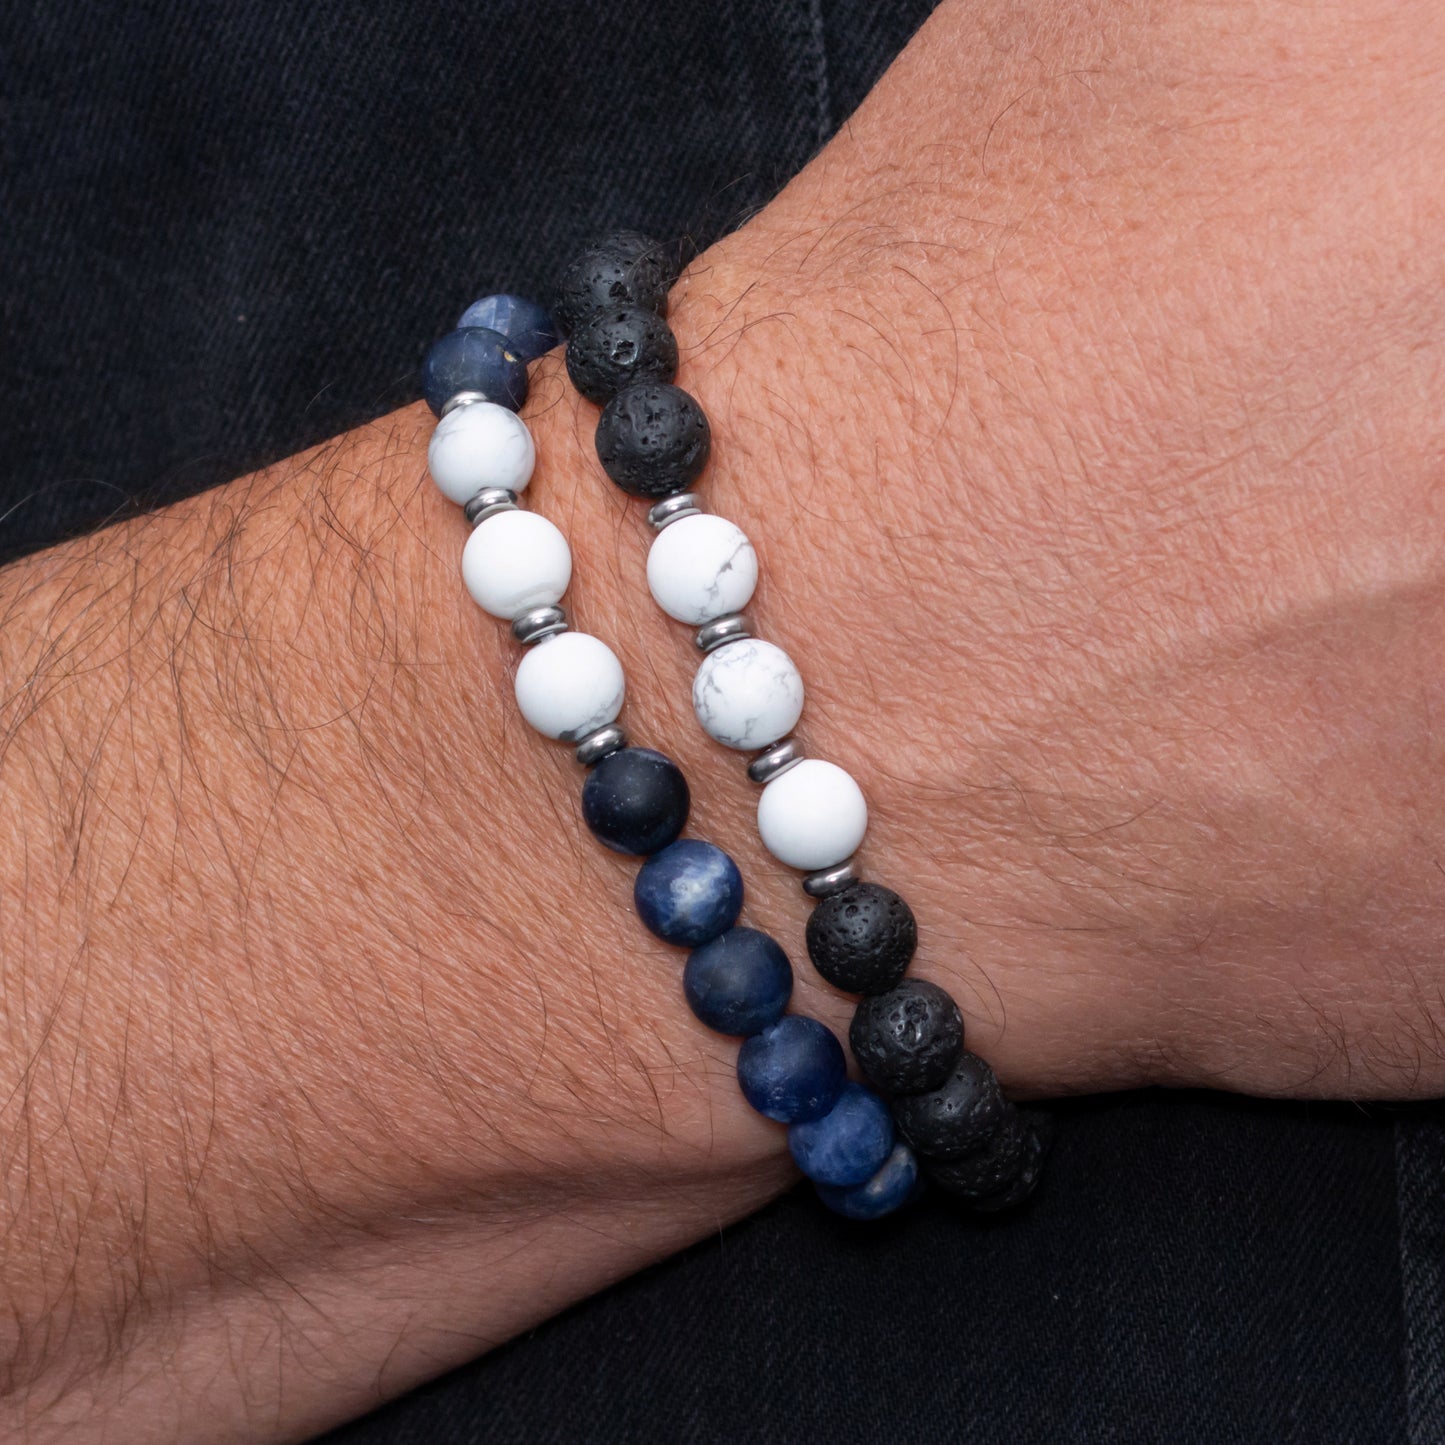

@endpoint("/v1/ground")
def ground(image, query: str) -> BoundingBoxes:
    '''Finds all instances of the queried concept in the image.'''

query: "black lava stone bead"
[581,747,690,856]
[554,230,677,338]
[594,383,711,499]
[968,1115,1050,1214]
[566,306,679,405]
[849,979,965,1096]
[924,1115,1027,1200]
[890,1051,1012,1162]
[805,883,918,995]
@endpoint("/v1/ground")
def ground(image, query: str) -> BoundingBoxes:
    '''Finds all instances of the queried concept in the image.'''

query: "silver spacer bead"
[748,737,804,785]
[440,390,490,419]
[465,488,519,526]
[802,859,860,898]
[575,724,628,767]
[511,605,569,646]
[647,493,703,530]
[695,613,752,654]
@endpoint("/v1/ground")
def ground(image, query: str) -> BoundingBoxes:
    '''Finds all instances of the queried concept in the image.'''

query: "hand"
[659,0,1445,1099]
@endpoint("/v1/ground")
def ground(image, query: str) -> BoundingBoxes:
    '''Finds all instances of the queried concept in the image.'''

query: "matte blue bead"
[684,926,792,1037]
[788,1081,895,1187]
[815,1141,923,1221]
[581,747,689,856]
[422,327,528,415]
[457,294,559,362]
[736,1015,846,1124]
[633,839,743,947]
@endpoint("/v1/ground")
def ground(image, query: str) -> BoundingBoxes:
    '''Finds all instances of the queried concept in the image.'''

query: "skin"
[1,0,1442,1436]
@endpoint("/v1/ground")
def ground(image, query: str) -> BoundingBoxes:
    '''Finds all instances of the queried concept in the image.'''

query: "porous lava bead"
[566,305,678,404]
[924,1116,1028,1200]
[634,838,743,947]
[684,926,793,1037]
[890,1051,1012,1162]
[805,882,918,995]
[581,747,690,856]
[595,383,711,499]
[969,1116,1049,1213]
[553,230,677,337]
[422,327,528,415]
[787,1081,895,1188]
[814,1141,922,1221]
[736,1015,847,1124]
[849,979,964,1096]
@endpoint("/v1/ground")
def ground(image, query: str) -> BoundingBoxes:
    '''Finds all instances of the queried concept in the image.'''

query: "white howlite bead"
[757,759,868,871]
[461,509,571,620]
[427,401,536,504]
[692,638,804,750]
[514,632,625,741]
[646,513,759,624]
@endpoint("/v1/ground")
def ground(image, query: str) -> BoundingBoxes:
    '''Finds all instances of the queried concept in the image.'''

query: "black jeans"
[0,3,1437,1440]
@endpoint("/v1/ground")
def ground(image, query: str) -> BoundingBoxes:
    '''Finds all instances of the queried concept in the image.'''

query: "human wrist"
[614,232,1158,1099]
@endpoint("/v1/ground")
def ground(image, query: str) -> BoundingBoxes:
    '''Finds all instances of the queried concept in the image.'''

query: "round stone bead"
[595,383,711,499]
[890,1051,1013,1162]
[461,509,571,620]
[806,882,917,995]
[553,230,677,337]
[815,1141,922,1221]
[427,401,536,505]
[566,305,678,404]
[581,747,690,856]
[422,327,528,415]
[787,1081,895,1188]
[757,759,868,872]
[647,513,758,625]
[736,1015,847,1124]
[925,1115,1030,1201]
[968,1115,1050,1213]
[634,839,743,948]
[683,926,793,1037]
[850,980,964,1095]
[457,294,559,361]
[692,638,803,751]
[513,632,624,742]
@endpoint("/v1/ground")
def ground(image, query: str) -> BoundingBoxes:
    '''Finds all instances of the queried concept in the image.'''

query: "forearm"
[0,416,799,1441]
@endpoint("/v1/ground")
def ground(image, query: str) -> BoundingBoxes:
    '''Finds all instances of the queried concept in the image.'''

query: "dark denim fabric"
[0,0,915,563]
[1399,1117,1445,1443]
[324,1094,1412,1445]
[0,3,1436,1441]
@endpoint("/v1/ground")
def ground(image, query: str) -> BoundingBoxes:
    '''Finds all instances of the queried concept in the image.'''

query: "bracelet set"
[419,235,1048,1220]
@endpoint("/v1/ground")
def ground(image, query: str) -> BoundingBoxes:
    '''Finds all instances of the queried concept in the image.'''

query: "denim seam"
[1396,1117,1445,1445]
[800,0,833,149]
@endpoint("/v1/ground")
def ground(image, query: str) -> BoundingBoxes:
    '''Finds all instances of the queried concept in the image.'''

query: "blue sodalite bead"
[634,839,743,947]
[815,1141,923,1221]
[457,294,559,362]
[422,327,529,415]
[788,1081,895,1187]
[736,1015,846,1124]
[582,747,690,856]
[683,926,792,1037]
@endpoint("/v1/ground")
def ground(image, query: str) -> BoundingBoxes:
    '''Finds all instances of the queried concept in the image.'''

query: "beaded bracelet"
[421,290,921,1219]
[548,230,1049,1213]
